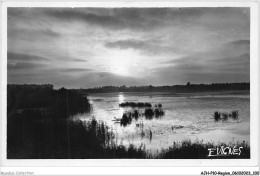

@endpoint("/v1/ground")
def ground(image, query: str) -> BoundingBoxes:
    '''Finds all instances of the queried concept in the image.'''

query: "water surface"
[73,91,250,151]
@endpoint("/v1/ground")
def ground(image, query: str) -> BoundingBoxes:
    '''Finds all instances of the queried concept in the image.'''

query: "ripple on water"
[74,91,250,151]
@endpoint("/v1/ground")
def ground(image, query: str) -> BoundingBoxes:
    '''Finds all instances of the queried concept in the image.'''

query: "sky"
[7,7,250,88]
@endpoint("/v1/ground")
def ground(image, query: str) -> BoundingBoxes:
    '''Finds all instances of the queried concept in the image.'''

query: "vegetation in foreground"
[8,110,250,159]
[158,140,249,159]
[7,84,250,159]
[7,84,91,115]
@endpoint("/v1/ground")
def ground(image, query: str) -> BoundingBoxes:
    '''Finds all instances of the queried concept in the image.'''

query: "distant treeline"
[8,84,54,90]
[72,82,250,94]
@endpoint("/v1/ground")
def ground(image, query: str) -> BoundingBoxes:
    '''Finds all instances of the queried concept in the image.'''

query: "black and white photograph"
[1,1,260,175]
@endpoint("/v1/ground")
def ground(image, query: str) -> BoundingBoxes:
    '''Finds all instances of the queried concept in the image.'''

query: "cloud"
[8,52,50,62]
[83,71,148,88]
[42,8,207,31]
[59,68,92,73]
[7,7,250,88]
[165,39,250,65]
[213,53,250,73]
[151,37,250,85]
[104,39,186,56]
[227,39,250,52]
[72,58,88,62]
[8,27,60,41]
[155,51,249,77]
[105,39,145,50]
[46,8,124,30]
[8,49,88,65]
[7,62,46,70]
[42,7,248,32]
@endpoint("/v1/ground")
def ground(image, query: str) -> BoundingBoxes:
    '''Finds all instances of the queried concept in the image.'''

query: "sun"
[104,49,145,77]
[107,50,135,76]
[112,62,129,76]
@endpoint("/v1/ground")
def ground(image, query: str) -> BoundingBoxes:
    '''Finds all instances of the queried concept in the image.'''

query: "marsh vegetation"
[7,109,249,159]
[7,85,249,159]
[114,103,165,126]
[213,110,239,122]
[119,102,152,108]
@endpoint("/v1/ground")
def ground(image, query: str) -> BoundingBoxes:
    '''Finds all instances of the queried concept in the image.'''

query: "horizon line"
[7,81,250,90]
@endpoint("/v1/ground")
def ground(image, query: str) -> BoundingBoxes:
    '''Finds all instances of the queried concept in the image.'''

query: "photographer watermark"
[208,145,244,157]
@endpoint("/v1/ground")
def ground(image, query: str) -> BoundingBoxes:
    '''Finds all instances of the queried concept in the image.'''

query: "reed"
[7,110,250,159]
[212,110,239,122]
[213,111,221,122]
[144,108,154,117]
[222,112,229,121]
[120,113,132,127]
[157,140,250,159]
[133,110,139,120]
[119,102,152,108]
[7,86,248,159]
[154,108,165,117]
[231,110,239,120]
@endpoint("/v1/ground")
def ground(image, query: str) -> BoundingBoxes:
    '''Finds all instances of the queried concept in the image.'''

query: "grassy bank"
[7,109,250,159]
[7,110,148,159]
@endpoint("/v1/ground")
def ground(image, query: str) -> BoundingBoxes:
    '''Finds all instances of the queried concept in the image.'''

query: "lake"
[72,90,250,152]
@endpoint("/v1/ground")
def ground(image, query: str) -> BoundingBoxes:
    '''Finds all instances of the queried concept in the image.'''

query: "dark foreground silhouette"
[7,84,250,159]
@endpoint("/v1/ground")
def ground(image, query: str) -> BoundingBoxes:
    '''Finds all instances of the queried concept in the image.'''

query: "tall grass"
[156,140,250,159]
[7,86,248,159]
[7,110,250,159]
[7,110,113,159]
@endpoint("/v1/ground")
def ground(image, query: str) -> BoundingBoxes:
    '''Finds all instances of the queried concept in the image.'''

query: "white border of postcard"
[1,0,259,173]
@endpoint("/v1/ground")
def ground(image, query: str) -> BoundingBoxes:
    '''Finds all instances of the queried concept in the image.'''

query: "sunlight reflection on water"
[118,93,124,103]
